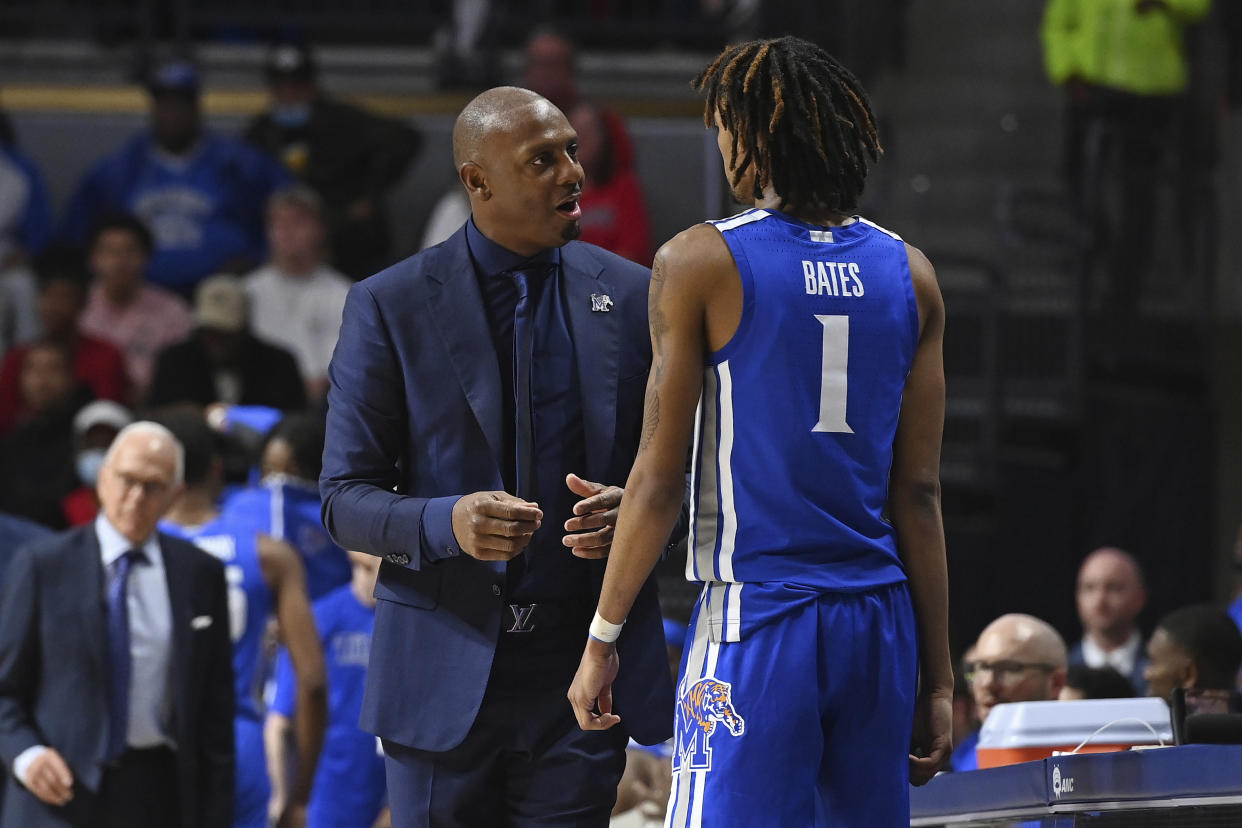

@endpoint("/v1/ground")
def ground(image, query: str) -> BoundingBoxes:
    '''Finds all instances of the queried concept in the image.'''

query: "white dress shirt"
[14,516,175,787]
[1081,629,1143,678]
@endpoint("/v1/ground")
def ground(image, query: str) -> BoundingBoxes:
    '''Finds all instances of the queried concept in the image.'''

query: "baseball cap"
[194,274,247,333]
[73,400,134,437]
[148,59,201,98]
[266,43,317,82]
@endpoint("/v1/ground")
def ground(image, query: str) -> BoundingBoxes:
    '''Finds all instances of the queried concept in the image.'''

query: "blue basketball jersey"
[220,477,351,600]
[687,209,918,596]
[161,515,272,721]
[271,586,386,828]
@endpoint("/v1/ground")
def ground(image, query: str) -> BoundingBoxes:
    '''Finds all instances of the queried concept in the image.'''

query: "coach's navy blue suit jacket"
[321,226,674,753]
[0,526,234,828]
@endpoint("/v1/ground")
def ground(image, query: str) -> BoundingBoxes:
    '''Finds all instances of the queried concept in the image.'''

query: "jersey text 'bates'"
[802,260,864,298]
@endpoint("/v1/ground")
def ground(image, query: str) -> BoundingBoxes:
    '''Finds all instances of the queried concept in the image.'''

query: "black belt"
[104,745,175,770]
[501,597,593,635]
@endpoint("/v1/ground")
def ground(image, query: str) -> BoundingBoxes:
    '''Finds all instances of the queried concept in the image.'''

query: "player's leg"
[815,582,918,827]
[665,583,823,827]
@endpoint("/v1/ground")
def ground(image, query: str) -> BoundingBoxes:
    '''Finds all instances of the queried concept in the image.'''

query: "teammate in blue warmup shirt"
[157,410,326,828]
[267,550,389,828]
[221,414,351,601]
[569,37,953,827]
[60,60,289,297]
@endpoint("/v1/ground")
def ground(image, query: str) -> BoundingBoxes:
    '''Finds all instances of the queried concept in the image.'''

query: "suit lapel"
[563,248,619,477]
[162,536,192,728]
[77,528,108,683]
[425,229,506,472]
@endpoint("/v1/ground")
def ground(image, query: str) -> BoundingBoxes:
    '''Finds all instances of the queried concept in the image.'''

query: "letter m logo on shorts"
[673,677,745,772]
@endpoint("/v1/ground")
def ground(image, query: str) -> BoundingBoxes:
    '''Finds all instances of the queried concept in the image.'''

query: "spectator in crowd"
[1059,664,1138,700]
[421,28,641,254]
[0,422,234,828]
[568,102,652,265]
[61,59,290,298]
[244,188,350,402]
[158,409,326,828]
[0,109,52,359]
[147,274,306,411]
[1040,0,1211,310]
[244,43,422,281]
[78,213,193,403]
[0,252,127,436]
[969,614,1069,727]
[522,28,637,172]
[220,413,349,601]
[265,549,387,828]
[0,340,91,528]
[61,399,134,528]
[1144,603,1242,700]
[1068,546,1149,694]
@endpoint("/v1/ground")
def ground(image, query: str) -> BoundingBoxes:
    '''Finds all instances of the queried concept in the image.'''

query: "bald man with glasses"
[967,613,1069,728]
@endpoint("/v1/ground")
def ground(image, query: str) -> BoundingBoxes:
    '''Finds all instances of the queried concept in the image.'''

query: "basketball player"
[158,411,326,828]
[568,36,952,826]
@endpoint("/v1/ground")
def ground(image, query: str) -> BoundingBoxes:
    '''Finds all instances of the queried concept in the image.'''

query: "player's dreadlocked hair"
[693,36,882,214]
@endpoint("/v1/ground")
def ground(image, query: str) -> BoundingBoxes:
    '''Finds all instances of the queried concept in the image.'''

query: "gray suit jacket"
[0,525,234,828]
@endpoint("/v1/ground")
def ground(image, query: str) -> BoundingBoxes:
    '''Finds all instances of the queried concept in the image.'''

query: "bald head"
[452,86,554,169]
[977,614,1069,668]
[970,614,1068,722]
[450,86,584,258]
[1077,546,1146,646]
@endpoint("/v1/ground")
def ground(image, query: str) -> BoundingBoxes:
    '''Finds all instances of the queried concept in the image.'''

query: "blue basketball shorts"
[664,580,918,827]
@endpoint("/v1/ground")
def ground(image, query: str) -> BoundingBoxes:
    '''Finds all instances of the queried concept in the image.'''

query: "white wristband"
[588,611,625,644]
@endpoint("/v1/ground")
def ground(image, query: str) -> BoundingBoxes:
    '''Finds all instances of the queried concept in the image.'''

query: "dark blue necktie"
[511,269,536,500]
[106,547,146,761]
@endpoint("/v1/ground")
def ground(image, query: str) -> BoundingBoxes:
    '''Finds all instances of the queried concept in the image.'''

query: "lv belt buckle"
[506,603,538,633]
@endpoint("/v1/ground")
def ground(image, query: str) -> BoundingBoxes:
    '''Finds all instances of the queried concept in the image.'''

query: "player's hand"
[909,685,954,785]
[451,491,542,561]
[24,747,74,806]
[275,801,307,828]
[568,638,622,730]
[562,473,622,559]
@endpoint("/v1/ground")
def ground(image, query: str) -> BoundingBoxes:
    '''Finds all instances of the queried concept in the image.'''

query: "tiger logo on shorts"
[673,677,745,772]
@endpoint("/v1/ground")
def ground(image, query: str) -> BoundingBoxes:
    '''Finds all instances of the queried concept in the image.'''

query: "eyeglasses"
[110,469,171,498]
[964,660,1058,687]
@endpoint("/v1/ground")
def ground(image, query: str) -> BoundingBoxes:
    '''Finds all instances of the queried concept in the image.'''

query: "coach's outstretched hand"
[568,638,622,731]
[562,473,623,559]
[451,491,542,561]
[908,685,954,785]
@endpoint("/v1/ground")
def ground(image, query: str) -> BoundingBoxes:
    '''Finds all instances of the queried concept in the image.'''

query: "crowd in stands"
[0,15,1239,828]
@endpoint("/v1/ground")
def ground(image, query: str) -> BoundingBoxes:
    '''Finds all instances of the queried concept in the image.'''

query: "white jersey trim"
[715,362,737,582]
[710,209,771,233]
[857,216,903,240]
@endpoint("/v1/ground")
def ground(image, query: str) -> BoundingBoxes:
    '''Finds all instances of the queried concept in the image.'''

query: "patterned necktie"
[510,269,537,500]
[106,547,146,761]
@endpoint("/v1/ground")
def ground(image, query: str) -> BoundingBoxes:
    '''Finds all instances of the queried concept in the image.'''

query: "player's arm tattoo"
[639,384,661,451]
[640,257,668,451]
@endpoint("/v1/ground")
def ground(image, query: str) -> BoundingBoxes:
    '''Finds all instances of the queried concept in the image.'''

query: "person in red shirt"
[569,101,652,265]
[0,249,129,435]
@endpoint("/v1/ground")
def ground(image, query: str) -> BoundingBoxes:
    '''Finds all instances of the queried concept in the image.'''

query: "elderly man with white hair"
[0,421,234,828]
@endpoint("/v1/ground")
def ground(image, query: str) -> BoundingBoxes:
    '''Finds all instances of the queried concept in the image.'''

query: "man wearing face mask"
[60,60,291,299]
[62,400,134,527]
[244,42,424,281]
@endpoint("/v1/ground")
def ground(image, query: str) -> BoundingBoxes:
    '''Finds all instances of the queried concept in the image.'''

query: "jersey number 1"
[813,315,854,434]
